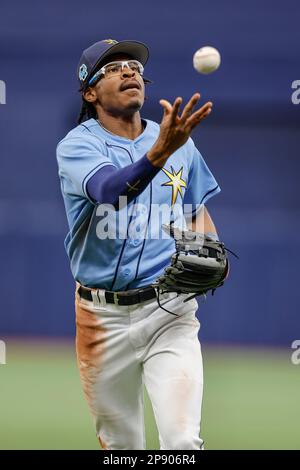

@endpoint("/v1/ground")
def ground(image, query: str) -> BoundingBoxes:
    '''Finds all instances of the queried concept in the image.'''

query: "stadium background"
[0,0,299,449]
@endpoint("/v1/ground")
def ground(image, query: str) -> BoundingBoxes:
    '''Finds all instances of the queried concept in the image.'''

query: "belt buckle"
[113,292,119,305]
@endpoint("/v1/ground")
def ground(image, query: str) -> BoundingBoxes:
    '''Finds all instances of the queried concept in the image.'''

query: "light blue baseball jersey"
[56,118,220,290]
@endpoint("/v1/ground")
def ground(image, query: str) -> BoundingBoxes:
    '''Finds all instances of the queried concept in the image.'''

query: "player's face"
[86,54,145,116]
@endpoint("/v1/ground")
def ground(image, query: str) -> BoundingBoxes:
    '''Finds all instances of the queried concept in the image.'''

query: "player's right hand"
[147,93,212,167]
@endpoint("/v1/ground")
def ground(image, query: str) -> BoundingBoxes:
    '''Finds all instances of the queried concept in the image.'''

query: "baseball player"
[56,38,221,450]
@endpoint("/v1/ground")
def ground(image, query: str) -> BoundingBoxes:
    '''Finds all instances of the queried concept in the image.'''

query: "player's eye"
[105,64,122,74]
[127,61,143,74]
[128,62,139,72]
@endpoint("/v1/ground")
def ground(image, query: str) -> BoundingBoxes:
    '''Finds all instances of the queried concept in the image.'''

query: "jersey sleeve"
[183,144,221,216]
[56,134,115,200]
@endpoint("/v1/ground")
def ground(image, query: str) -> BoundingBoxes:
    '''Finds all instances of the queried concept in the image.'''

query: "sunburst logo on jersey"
[161,166,187,206]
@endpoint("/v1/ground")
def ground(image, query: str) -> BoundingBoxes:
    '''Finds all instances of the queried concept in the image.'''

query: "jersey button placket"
[119,144,148,287]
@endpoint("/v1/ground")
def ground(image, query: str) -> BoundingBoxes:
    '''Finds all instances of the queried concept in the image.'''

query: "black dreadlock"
[77,97,97,125]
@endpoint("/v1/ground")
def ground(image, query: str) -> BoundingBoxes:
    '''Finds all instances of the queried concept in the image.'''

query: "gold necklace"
[96,119,119,137]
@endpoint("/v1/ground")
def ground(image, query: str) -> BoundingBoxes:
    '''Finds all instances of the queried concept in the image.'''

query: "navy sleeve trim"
[188,184,220,214]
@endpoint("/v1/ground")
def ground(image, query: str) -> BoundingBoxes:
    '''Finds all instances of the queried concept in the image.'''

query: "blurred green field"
[0,340,299,450]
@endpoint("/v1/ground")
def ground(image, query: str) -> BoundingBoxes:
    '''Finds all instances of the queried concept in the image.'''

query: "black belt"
[78,285,157,306]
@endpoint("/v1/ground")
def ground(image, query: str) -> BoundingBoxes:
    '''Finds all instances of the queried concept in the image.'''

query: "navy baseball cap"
[78,39,149,90]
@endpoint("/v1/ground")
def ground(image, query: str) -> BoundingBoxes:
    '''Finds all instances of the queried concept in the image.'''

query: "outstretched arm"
[87,93,213,208]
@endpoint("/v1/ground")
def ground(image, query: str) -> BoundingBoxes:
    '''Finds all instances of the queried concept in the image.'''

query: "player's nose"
[121,68,136,79]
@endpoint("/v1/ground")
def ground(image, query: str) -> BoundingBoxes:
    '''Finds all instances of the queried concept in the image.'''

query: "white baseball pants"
[75,286,204,450]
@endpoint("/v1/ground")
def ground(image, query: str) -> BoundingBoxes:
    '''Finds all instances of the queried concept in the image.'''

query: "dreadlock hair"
[77,77,153,125]
[77,96,97,124]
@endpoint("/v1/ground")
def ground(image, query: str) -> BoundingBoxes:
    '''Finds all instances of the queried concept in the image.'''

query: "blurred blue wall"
[0,0,299,344]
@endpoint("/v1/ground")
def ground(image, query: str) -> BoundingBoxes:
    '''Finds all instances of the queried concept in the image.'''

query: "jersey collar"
[91,117,148,144]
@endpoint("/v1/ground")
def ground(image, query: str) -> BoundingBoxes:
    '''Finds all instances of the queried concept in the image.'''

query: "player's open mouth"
[120,81,141,92]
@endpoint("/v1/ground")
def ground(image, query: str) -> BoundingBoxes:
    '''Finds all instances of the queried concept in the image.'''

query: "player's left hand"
[148,93,213,163]
[160,93,213,132]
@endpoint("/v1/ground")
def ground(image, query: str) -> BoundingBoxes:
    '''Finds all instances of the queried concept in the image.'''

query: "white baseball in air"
[193,46,221,74]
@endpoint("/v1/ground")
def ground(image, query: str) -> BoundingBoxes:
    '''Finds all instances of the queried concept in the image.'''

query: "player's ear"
[83,87,97,104]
